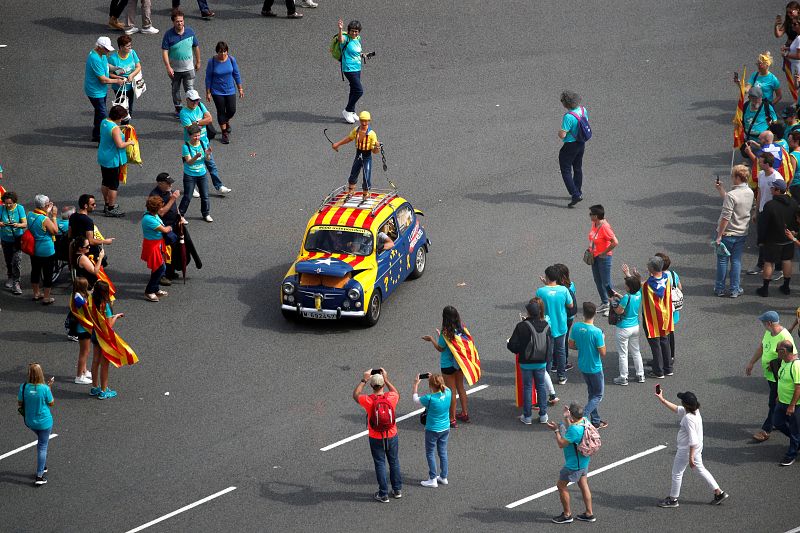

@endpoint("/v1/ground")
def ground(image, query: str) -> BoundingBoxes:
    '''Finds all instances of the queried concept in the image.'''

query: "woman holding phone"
[413,373,451,488]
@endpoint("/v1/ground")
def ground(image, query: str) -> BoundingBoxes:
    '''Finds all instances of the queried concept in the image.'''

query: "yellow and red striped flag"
[642,275,674,339]
[733,66,747,149]
[780,146,795,183]
[89,300,138,368]
[785,57,798,103]
[443,327,481,386]
[96,266,116,300]
[69,295,93,331]
[514,354,537,408]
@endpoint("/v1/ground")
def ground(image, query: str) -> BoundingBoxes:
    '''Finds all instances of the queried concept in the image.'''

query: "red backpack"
[367,394,395,435]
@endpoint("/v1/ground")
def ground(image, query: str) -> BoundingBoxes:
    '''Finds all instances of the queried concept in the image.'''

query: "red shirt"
[588,221,616,257]
[358,391,399,439]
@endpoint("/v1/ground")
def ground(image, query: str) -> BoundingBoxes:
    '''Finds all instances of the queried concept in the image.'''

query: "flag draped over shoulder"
[785,57,798,103]
[733,66,747,149]
[89,300,138,368]
[443,327,481,386]
[641,274,674,338]
[69,294,93,331]
[514,354,537,408]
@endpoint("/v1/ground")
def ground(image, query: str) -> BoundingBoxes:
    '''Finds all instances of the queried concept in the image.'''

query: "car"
[280,187,431,326]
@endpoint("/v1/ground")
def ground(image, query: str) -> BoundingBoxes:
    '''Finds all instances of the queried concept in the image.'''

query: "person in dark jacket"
[507,297,553,424]
[757,177,799,297]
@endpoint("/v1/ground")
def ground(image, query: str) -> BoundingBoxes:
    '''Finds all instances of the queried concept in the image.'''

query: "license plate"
[302,310,336,320]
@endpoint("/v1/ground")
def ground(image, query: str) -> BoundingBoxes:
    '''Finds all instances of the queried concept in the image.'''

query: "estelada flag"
[88,299,138,368]
[785,57,798,103]
[641,274,674,338]
[733,66,747,149]
[69,294,93,331]
[514,353,537,408]
[443,327,481,386]
[780,146,795,182]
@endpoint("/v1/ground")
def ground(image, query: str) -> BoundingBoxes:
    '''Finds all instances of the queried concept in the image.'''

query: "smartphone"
[716,175,721,185]
[418,372,431,379]
[655,384,662,395]
[733,71,740,83]
[370,368,382,375]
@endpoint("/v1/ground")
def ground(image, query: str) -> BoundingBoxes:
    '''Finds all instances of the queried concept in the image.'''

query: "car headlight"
[282,281,295,295]
[348,288,361,300]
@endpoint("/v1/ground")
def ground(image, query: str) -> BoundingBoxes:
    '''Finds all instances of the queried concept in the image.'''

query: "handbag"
[419,409,427,425]
[199,102,217,140]
[607,300,620,326]
[113,83,129,110]
[670,271,684,311]
[133,70,146,99]
[20,227,35,256]
[582,248,594,266]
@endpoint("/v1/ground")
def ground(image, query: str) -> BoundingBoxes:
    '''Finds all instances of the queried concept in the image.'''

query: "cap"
[96,36,114,52]
[771,177,787,192]
[369,373,385,387]
[525,300,540,319]
[186,89,201,101]
[156,173,175,184]
[783,105,797,119]
[758,310,780,323]
[748,85,763,98]
[358,111,371,121]
[676,391,699,409]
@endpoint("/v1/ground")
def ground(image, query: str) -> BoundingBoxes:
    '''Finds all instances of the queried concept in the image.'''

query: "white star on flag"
[314,258,334,265]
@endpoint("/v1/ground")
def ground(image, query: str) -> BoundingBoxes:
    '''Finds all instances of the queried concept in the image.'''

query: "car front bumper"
[281,304,366,318]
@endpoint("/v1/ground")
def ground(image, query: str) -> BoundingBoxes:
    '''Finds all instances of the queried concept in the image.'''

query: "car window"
[396,205,413,234]
[379,217,398,241]
[304,226,374,256]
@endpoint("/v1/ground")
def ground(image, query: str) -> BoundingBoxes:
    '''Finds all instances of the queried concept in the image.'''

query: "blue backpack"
[568,106,592,142]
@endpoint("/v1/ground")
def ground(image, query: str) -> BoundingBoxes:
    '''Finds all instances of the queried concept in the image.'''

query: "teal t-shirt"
[84,50,109,98]
[0,203,26,242]
[790,150,800,186]
[340,35,362,73]
[437,333,458,369]
[536,285,573,337]
[180,103,210,143]
[563,421,591,470]
[108,49,140,92]
[561,107,587,143]
[749,71,781,103]
[519,362,548,370]
[18,383,53,431]
[419,388,452,432]
[570,321,604,374]
[617,290,642,328]
[98,119,127,168]
[182,142,207,176]
[743,101,778,140]
[27,212,55,257]
[141,213,164,240]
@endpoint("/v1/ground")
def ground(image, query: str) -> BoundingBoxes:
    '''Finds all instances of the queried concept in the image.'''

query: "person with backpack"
[17,363,55,486]
[179,90,233,197]
[332,111,380,202]
[27,195,60,305]
[656,253,682,363]
[336,19,364,124]
[557,90,591,208]
[353,368,402,502]
[655,389,729,507]
[742,85,778,144]
[772,340,800,466]
[507,298,553,424]
[546,402,597,523]
[413,373,451,488]
[569,302,608,429]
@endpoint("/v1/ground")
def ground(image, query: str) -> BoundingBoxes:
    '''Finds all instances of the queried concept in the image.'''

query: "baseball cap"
[748,86,763,98]
[156,173,174,184]
[758,310,780,323]
[96,36,115,51]
[771,177,787,192]
[676,391,699,409]
[369,373,385,388]
[358,111,371,121]
[186,89,201,101]
[782,105,798,119]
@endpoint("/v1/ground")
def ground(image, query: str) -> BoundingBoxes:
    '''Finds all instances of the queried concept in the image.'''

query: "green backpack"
[329,34,360,61]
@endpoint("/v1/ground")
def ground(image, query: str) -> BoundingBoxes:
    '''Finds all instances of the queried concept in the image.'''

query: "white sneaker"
[349,112,360,123]
[193,187,200,198]
[518,414,532,425]
[139,26,159,34]
[12,282,22,295]
[4,278,13,289]
[216,186,232,196]
[539,414,549,424]
[74,375,92,385]
[342,109,355,123]
[203,215,214,223]
[436,476,448,485]
[83,371,92,379]
[124,26,140,35]
[297,0,318,6]
[420,478,438,488]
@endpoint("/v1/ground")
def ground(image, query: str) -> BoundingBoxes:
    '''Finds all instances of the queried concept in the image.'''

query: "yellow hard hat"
[358,111,371,121]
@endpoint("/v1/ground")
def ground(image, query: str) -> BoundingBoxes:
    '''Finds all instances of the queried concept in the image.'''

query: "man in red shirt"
[353,368,402,502]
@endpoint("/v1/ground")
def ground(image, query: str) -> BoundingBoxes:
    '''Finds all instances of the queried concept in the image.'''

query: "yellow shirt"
[348,127,378,152]
[762,328,796,382]
[777,359,800,404]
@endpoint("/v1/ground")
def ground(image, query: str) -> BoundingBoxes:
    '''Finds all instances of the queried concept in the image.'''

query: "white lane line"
[0,434,59,461]
[784,527,800,533]
[124,486,237,533]
[321,384,490,452]
[505,444,667,509]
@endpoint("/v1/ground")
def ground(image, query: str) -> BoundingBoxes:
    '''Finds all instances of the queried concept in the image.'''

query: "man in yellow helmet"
[332,111,380,201]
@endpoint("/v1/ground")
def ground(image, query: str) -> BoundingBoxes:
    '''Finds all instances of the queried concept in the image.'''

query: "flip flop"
[753,430,770,442]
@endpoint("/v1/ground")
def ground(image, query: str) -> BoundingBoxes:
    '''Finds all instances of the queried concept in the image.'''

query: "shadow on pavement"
[464,191,566,209]
[8,127,94,148]
[252,111,343,126]
[461,506,552,524]
[33,17,109,35]
[259,481,371,505]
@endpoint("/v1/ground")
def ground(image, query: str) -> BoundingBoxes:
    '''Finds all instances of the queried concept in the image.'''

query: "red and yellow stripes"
[785,57,798,103]
[89,301,138,368]
[733,66,746,149]
[70,296,93,331]
[443,327,481,386]
[642,279,673,338]
[514,354,537,408]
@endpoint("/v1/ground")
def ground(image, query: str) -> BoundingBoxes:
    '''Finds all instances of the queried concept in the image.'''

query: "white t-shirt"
[676,406,703,449]
[758,169,784,212]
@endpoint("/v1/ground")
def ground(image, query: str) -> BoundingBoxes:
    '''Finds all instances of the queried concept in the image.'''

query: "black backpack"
[519,321,549,365]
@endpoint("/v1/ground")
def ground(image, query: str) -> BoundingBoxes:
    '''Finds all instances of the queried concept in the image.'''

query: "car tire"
[363,290,382,327]
[408,246,426,279]
[281,308,298,322]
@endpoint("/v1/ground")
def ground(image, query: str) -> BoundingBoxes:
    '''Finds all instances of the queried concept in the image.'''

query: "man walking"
[180,90,232,196]
[557,91,589,208]
[353,368,402,502]
[714,164,754,297]
[569,302,607,429]
[756,178,798,296]
[637,257,674,379]
[161,9,200,118]
[746,311,796,442]
[537,265,575,385]
[85,37,125,142]
[772,340,800,466]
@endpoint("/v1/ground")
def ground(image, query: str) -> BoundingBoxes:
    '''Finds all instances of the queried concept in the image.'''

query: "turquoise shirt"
[437,333,458,369]
[18,383,53,431]
[419,388,452,432]
[519,362,548,370]
[536,285,573,337]
[563,421,591,470]
[749,71,781,103]
[561,107,587,143]
[570,321,604,374]
[84,50,109,98]
[182,142,207,176]
[180,103,210,143]
[161,27,198,72]
[791,150,800,186]
[27,212,55,257]
[98,119,127,168]
[743,101,778,140]
[108,49,140,92]
[340,35,362,73]
[141,213,164,240]
[617,290,642,329]
[0,203,26,242]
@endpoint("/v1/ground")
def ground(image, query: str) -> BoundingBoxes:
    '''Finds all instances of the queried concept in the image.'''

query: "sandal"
[596,421,609,429]
[156,290,168,297]
[41,297,55,305]
[144,293,159,302]
[753,430,770,442]
[456,413,471,423]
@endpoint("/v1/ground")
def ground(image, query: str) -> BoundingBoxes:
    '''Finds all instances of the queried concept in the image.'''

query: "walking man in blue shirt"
[569,302,608,429]
[84,36,125,142]
[558,91,589,208]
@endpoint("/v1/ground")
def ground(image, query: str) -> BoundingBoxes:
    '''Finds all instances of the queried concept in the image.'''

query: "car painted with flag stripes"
[280,188,431,326]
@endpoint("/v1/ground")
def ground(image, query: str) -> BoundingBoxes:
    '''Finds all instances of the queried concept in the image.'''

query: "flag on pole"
[443,327,481,386]
[733,66,747,149]
[89,300,138,368]
[514,354,538,408]
[785,57,798,103]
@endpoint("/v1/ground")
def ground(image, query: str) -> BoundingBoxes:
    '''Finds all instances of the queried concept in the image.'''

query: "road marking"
[320,384,490,452]
[0,434,58,461]
[784,527,800,533]
[505,444,667,509]
[124,486,237,533]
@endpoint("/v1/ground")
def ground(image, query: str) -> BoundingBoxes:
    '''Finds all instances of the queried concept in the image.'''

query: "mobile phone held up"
[655,384,662,395]
[370,368,382,375]
[716,175,720,185]
[418,373,430,380]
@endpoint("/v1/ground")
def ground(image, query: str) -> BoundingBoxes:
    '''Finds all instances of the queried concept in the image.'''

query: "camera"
[418,373,430,380]
[370,368,382,375]
[361,51,376,61]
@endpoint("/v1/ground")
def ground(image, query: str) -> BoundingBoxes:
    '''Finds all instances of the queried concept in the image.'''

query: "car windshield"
[304,226,374,256]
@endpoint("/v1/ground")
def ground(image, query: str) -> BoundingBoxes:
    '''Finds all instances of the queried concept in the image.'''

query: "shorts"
[559,466,588,483]
[91,332,99,346]
[101,166,121,191]
[763,243,794,264]
[77,331,91,340]
[441,366,457,375]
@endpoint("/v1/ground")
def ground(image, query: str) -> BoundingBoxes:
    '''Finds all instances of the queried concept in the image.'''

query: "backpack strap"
[745,101,765,139]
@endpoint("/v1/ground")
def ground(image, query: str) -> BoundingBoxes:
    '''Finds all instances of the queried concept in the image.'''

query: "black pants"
[211,94,237,125]
[558,141,585,201]
[109,0,128,18]
[668,331,675,361]
[262,0,296,14]
[762,379,779,433]
[647,335,672,376]
[30,254,55,288]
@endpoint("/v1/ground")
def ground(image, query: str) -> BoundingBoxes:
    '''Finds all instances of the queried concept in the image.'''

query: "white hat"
[96,36,115,52]
[186,89,201,101]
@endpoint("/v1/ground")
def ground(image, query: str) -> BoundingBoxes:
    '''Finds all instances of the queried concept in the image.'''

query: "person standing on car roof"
[332,111,380,202]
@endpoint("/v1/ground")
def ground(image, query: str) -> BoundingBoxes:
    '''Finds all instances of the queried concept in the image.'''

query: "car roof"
[308,188,408,234]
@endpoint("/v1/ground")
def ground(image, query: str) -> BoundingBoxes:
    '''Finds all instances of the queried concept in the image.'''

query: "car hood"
[295,256,358,277]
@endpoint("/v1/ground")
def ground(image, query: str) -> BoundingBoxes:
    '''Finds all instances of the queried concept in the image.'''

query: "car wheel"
[408,246,426,279]
[281,308,298,322]
[363,290,382,327]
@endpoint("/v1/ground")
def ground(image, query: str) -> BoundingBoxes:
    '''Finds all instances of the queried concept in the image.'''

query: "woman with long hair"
[98,105,135,217]
[413,373,451,488]
[71,277,94,385]
[422,306,470,427]
[89,280,124,400]
[69,235,104,289]
[17,363,55,486]
[775,1,800,45]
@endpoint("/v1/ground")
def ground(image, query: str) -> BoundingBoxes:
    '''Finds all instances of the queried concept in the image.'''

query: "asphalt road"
[1,1,798,532]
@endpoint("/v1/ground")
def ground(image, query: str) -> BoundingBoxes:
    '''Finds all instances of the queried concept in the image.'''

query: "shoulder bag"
[584,224,602,266]
[670,271,684,311]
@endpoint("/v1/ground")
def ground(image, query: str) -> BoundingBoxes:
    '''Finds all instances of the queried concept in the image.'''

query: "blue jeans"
[179,172,210,217]
[558,141,585,200]
[424,429,449,480]
[553,334,567,379]
[763,380,779,433]
[348,153,372,191]
[368,435,402,497]
[521,367,548,419]
[88,96,108,141]
[146,263,165,294]
[32,427,52,477]
[343,70,364,112]
[591,255,613,305]
[772,402,800,459]
[205,152,224,190]
[714,235,746,294]
[582,371,604,426]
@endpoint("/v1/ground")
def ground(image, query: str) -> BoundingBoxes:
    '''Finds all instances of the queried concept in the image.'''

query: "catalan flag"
[96,266,117,300]
[89,300,138,368]
[780,146,795,183]
[443,327,481,386]
[69,294,93,331]
[514,354,538,408]
[785,57,798,103]
[733,66,747,149]
[641,273,674,338]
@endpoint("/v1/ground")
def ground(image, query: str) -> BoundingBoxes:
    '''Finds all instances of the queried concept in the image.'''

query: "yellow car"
[281,187,430,326]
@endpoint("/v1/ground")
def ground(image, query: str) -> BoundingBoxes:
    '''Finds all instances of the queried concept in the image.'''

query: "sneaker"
[104,205,125,218]
[12,282,22,295]
[779,456,795,466]
[773,272,784,282]
[421,478,438,488]
[557,376,568,385]
[193,187,200,198]
[746,267,763,275]
[710,492,729,505]
[665,371,674,376]
[539,414,549,424]
[261,10,278,16]
[597,302,609,312]
[576,513,596,522]
[221,132,230,144]
[159,277,172,286]
[201,10,216,18]
[139,26,159,34]
[343,109,356,123]
[74,375,92,385]
[551,513,574,524]
[4,278,12,289]
[565,362,574,371]
[97,388,117,400]
[636,375,646,383]
[436,476,448,485]
[124,26,139,35]
[216,186,232,196]
[657,497,679,508]
[728,288,744,298]
[67,335,79,342]
[83,371,92,379]
[714,290,728,297]
[613,377,629,386]
[391,490,402,499]
[603,307,610,317]
[548,394,560,405]
[373,491,389,503]
[647,371,665,379]
[203,215,214,223]
[519,414,532,425]
[34,475,47,486]
[89,387,101,396]
[780,285,791,295]
[287,12,304,18]
[297,0,318,6]
[567,197,583,208]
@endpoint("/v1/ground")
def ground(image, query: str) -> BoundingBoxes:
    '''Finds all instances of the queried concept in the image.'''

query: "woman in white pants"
[655,389,728,507]
[612,268,644,385]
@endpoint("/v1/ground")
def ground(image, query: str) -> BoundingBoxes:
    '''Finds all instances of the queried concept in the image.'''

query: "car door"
[376,214,401,298]
[393,204,414,280]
